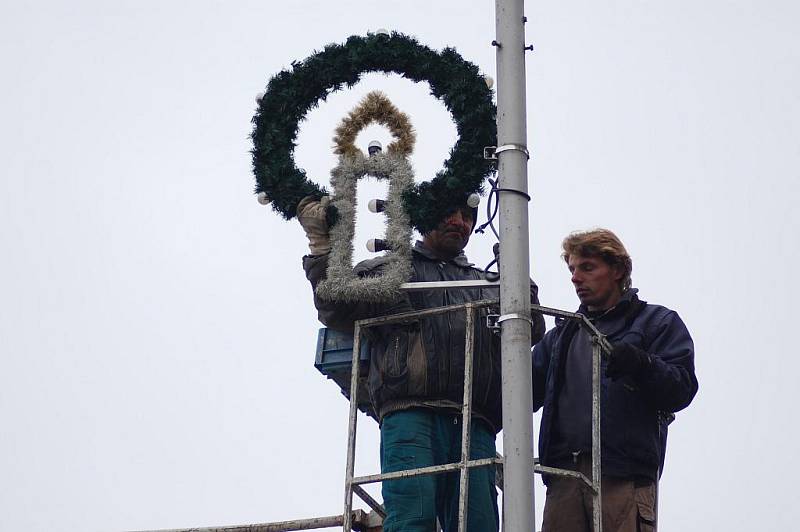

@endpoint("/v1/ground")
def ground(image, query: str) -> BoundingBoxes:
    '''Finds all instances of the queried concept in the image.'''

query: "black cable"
[475,175,501,275]
[494,187,531,201]
[474,176,500,238]
[474,172,531,277]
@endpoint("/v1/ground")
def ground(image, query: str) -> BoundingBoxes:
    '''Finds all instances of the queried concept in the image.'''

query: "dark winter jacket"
[304,241,546,432]
[532,289,697,482]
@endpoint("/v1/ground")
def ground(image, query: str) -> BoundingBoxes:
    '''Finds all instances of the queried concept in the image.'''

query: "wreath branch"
[251,32,496,233]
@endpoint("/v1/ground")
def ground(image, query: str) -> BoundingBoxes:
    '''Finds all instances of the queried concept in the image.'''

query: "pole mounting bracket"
[484,144,530,160]
[497,313,534,326]
[496,143,530,159]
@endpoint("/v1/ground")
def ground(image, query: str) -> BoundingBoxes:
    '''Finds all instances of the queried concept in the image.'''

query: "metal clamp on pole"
[483,144,531,160]
[495,143,530,159]
[497,313,534,327]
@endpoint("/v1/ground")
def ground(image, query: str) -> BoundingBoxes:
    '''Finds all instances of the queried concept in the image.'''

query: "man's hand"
[606,342,651,380]
[297,195,331,255]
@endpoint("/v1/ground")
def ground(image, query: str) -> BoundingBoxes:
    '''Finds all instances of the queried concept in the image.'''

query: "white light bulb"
[368,140,383,156]
[368,199,386,213]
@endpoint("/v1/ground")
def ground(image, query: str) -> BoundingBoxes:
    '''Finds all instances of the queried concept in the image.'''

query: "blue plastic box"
[314,328,376,420]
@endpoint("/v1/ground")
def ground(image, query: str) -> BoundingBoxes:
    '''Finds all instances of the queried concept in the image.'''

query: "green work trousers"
[380,408,499,532]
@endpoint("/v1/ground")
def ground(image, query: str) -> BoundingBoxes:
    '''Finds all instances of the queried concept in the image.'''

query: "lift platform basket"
[314,328,376,420]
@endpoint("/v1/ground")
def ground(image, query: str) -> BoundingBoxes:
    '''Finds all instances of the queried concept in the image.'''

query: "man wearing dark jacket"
[298,195,545,532]
[533,228,697,532]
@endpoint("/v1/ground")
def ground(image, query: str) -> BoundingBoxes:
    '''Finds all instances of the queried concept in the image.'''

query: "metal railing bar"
[400,280,500,291]
[494,452,504,490]
[356,300,498,327]
[533,465,595,492]
[457,305,476,532]
[580,315,613,354]
[346,300,610,532]
[591,337,603,531]
[352,485,386,519]
[356,301,613,331]
[128,511,366,532]
[342,322,363,532]
[353,457,501,485]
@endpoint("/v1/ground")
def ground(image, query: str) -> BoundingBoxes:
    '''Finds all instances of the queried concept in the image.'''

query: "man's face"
[567,254,623,311]
[422,208,474,259]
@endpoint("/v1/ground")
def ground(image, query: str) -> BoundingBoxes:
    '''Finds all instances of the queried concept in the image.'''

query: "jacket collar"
[555,288,644,329]
[413,240,474,268]
[577,288,641,318]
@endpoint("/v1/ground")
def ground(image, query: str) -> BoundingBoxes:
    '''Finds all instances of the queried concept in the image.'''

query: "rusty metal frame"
[343,299,611,532]
[128,510,376,532]
[130,299,610,532]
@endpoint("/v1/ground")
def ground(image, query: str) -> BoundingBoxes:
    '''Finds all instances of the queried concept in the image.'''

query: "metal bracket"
[486,313,501,333]
[484,144,530,160]
[496,143,530,159]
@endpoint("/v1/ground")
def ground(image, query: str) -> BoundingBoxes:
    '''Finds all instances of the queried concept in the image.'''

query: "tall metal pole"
[494,1,535,531]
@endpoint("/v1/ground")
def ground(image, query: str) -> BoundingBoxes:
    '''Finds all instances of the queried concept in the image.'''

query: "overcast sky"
[1,1,798,531]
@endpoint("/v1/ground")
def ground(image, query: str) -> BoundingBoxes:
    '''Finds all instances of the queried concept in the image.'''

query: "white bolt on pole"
[494,1,535,532]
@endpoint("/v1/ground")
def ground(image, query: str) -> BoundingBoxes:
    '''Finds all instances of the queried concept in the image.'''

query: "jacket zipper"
[391,336,400,375]
[438,261,452,392]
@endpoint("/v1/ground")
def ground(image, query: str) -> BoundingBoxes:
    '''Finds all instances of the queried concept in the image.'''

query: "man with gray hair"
[533,228,698,531]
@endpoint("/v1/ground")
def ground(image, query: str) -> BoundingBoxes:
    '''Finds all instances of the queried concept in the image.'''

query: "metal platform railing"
[130,299,611,532]
[343,299,612,532]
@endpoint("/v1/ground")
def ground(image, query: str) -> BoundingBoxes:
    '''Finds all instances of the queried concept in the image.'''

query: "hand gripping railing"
[343,299,612,532]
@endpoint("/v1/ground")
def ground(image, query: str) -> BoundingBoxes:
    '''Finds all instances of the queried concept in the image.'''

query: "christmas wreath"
[251,31,497,234]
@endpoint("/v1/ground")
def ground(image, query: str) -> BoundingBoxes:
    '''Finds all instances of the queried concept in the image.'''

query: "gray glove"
[297,195,331,255]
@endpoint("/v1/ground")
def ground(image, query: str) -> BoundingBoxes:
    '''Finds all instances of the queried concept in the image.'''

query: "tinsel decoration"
[251,32,496,234]
[316,93,414,302]
[333,91,415,158]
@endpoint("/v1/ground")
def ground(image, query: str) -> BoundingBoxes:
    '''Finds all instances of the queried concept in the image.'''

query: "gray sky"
[1,1,798,530]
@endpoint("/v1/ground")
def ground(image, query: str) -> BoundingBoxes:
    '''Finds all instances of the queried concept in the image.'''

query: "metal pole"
[494,1,535,531]
[342,323,363,532]
[591,337,603,532]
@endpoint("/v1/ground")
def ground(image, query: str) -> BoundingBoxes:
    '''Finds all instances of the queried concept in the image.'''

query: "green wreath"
[251,32,497,234]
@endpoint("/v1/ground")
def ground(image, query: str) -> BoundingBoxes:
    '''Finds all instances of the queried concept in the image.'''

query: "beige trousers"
[541,458,656,532]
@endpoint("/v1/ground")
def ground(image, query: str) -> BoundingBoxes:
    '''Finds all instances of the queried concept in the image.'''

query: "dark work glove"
[606,342,652,380]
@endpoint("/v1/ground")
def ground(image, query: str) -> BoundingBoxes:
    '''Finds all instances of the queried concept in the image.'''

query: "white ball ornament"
[484,76,494,89]
[467,193,481,208]
[257,192,270,205]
